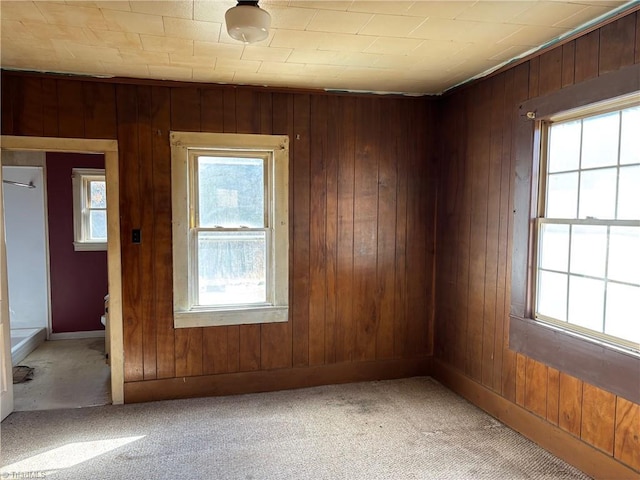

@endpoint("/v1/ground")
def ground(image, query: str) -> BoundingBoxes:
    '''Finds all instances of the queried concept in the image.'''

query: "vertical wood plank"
[561,42,576,88]
[1,73,15,135]
[336,96,356,363]
[546,367,560,426]
[615,396,640,471]
[292,93,311,367]
[150,86,175,379]
[524,357,547,418]
[466,81,491,382]
[393,99,410,359]
[203,327,229,374]
[574,30,599,83]
[57,80,85,138]
[538,48,563,96]
[559,372,583,437]
[239,325,261,372]
[324,95,340,364]
[227,326,240,373]
[116,84,143,382]
[528,56,540,98]
[405,101,430,357]
[353,97,379,362]
[175,328,204,377]
[223,88,236,134]
[598,14,636,75]
[137,85,157,381]
[235,89,261,134]
[308,95,327,366]
[171,87,201,131]
[581,383,616,455]
[14,77,43,136]
[453,89,472,372]
[481,75,504,387]
[42,79,59,137]
[200,88,224,133]
[83,82,117,139]
[636,11,640,64]
[375,99,399,360]
[515,353,526,406]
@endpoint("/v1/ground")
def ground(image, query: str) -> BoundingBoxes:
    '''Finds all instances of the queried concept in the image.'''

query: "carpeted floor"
[0,377,590,480]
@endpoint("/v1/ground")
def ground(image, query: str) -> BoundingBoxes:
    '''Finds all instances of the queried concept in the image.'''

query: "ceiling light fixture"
[225,0,271,44]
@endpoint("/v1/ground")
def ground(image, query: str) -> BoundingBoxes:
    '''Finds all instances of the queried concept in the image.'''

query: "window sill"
[509,315,640,403]
[73,242,107,252]
[174,305,288,328]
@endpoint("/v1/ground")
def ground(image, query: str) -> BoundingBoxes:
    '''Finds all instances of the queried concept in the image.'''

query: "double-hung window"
[171,132,289,328]
[72,168,107,251]
[535,99,640,351]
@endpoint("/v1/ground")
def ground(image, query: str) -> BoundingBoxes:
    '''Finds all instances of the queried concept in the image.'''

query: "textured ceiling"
[0,1,633,95]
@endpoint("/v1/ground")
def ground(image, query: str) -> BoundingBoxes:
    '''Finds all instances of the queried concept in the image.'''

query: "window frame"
[170,131,289,328]
[509,63,640,403]
[72,168,107,252]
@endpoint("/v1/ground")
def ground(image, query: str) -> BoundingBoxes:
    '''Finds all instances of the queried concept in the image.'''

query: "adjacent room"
[0,1,638,479]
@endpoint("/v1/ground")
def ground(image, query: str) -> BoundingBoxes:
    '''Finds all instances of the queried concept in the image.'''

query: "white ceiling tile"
[455,1,537,22]
[242,45,293,62]
[363,36,422,55]
[130,1,193,19]
[288,2,353,11]
[405,1,475,19]
[349,1,414,15]
[163,17,221,42]
[2,1,48,22]
[305,9,373,34]
[101,8,165,35]
[359,14,426,37]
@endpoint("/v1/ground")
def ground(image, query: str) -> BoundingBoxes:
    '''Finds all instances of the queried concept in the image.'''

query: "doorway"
[0,136,123,420]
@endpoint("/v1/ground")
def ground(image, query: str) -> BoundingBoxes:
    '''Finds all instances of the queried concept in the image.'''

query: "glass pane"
[536,270,567,321]
[605,282,640,344]
[89,180,106,208]
[546,172,578,219]
[578,168,617,219]
[539,223,569,272]
[89,210,107,241]
[548,120,581,173]
[617,165,640,220]
[197,231,266,306]
[608,226,640,285]
[198,156,265,228]
[581,111,620,169]
[620,106,640,165]
[570,225,607,278]
[568,276,604,332]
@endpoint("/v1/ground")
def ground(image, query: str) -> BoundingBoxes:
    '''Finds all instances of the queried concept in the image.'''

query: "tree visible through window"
[536,102,640,349]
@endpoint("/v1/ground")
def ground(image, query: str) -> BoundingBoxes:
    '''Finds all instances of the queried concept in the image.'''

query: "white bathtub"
[10,327,46,366]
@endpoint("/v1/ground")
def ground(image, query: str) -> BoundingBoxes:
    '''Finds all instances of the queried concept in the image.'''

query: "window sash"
[535,100,640,351]
[188,150,274,310]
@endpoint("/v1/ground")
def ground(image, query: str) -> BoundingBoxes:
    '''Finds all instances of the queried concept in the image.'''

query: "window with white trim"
[171,132,289,328]
[535,98,640,350]
[72,168,107,251]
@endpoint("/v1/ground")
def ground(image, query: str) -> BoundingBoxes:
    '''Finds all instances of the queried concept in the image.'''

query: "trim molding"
[125,356,432,404]
[432,359,639,480]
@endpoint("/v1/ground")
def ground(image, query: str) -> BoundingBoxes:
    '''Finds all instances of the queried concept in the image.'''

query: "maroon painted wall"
[46,152,108,333]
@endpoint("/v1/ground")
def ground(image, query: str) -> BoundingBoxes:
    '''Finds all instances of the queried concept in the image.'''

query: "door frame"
[0,136,123,405]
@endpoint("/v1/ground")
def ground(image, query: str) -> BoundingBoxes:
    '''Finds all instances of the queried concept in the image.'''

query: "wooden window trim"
[510,62,640,404]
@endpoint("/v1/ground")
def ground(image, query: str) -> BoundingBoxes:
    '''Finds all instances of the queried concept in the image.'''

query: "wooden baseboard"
[125,356,432,404]
[432,359,639,480]
[49,330,105,340]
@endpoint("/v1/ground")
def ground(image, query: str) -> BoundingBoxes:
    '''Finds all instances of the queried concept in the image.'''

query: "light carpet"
[0,377,590,479]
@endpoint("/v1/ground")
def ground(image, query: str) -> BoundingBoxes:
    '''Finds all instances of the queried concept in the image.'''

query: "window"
[171,132,289,328]
[535,100,640,350]
[510,65,640,404]
[72,168,107,251]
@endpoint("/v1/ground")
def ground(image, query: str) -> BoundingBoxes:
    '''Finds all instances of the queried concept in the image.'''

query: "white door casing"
[0,164,15,421]
[0,136,124,406]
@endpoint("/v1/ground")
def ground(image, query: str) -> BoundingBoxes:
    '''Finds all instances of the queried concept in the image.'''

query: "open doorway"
[0,136,123,420]
[2,151,111,410]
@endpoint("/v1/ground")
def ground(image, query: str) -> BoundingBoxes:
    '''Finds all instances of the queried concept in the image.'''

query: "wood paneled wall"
[434,10,640,473]
[1,74,436,399]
